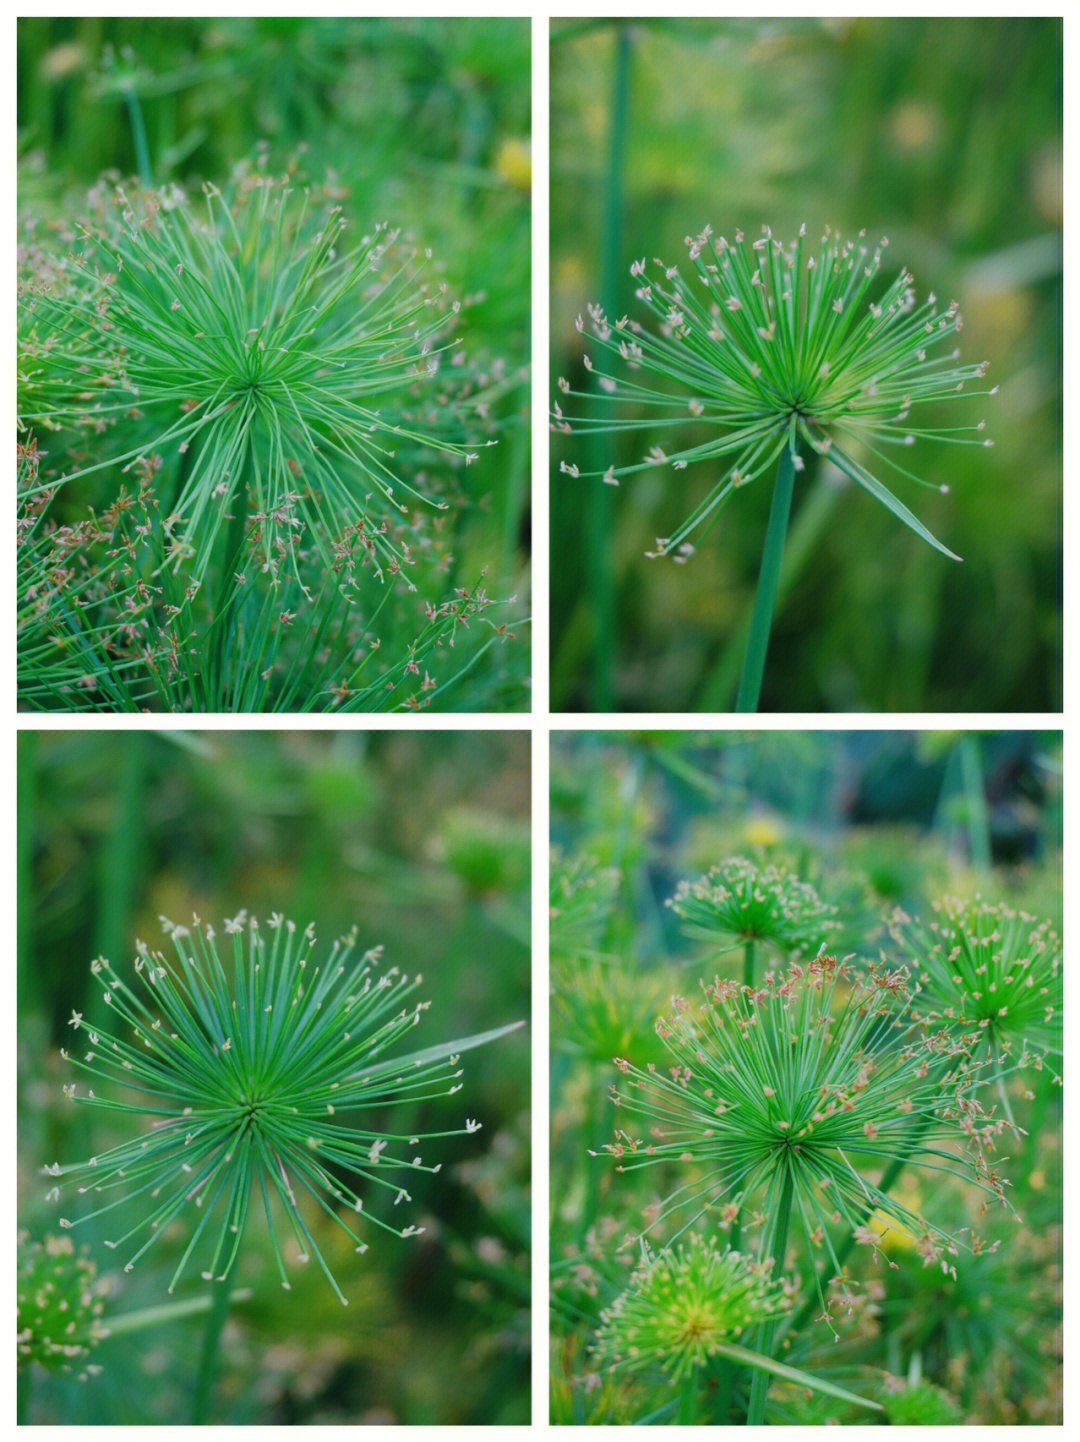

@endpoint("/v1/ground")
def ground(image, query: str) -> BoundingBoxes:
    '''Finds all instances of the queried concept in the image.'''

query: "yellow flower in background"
[495,136,531,193]
[743,812,785,850]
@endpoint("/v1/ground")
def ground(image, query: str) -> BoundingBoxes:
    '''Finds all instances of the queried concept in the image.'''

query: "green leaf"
[102,1290,253,1338]
[829,446,962,562]
[715,1339,883,1411]
[350,1019,526,1081]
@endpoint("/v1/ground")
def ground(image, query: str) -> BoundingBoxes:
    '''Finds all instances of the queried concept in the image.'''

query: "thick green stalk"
[698,472,838,710]
[736,447,797,713]
[714,1354,734,1424]
[192,1265,237,1425]
[18,1367,30,1425]
[746,1164,794,1424]
[677,1370,697,1423]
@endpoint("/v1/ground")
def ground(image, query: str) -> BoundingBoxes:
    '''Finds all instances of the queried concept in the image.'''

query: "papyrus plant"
[556,225,996,709]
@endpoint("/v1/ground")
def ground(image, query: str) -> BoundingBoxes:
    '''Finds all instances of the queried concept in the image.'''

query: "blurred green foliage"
[18,730,530,1423]
[551,18,1060,711]
[550,730,1061,1423]
[18,16,531,711]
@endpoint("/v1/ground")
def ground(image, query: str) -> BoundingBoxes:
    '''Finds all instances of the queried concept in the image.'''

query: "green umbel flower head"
[20,156,495,582]
[889,897,1062,1059]
[556,224,995,560]
[602,953,1011,1325]
[594,1235,787,1381]
[17,1232,107,1380]
[48,911,520,1305]
[669,857,840,954]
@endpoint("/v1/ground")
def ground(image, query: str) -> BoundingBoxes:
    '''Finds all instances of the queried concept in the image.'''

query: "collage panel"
[551,731,1061,1423]
[18,16,531,714]
[551,18,1061,713]
[17,730,530,1424]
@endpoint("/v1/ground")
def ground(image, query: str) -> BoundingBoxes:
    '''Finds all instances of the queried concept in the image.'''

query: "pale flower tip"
[939,484,950,495]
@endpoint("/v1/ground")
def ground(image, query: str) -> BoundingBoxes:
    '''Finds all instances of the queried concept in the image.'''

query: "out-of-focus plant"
[668,857,839,985]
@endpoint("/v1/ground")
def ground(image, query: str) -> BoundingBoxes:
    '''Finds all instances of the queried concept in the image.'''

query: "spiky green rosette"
[17,1232,107,1380]
[594,1235,786,1381]
[602,953,1010,1324]
[48,911,516,1304]
[889,898,1062,1060]
[556,224,995,560]
[19,156,494,582]
[669,858,840,953]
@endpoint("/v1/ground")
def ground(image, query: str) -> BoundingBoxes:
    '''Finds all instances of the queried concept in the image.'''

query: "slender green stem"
[88,732,148,1029]
[210,483,250,701]
[125,90,153,187]
[729,936,750,1254]
[677,1370,697,1423]
[729,937,753,1267]
[736,446,797,713]
[18,1367,30,1425]
[746,1165,794,1424]
[192,1266,237,1425]
[17,734,39,1017]
[959,733,992,871]
[743,938,756,989]
[585,23,630,711]
[994,1050,1018,1135]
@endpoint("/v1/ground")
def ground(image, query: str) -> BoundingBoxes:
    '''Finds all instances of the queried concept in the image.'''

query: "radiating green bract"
[889,897,1062,1060]
[20,155,497,583]
[48,911,522,1304]
[594,1235,786,1381]
[669,858,840,954]
[601,952,1012,1329]
[556,225,996,560]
